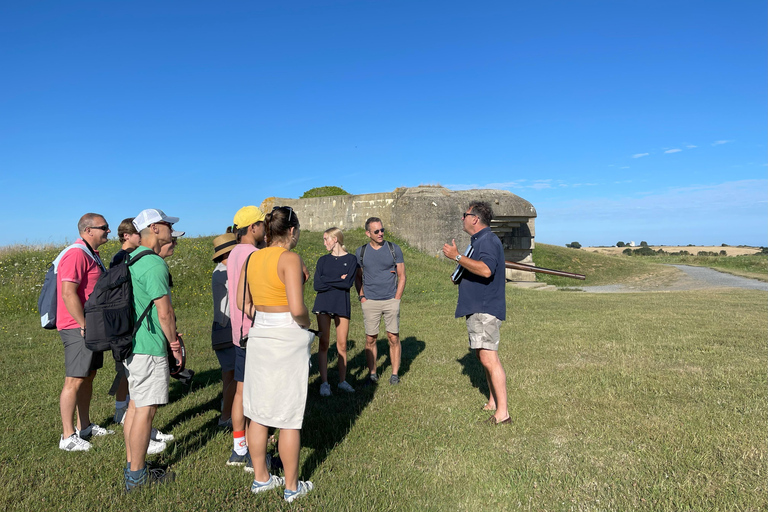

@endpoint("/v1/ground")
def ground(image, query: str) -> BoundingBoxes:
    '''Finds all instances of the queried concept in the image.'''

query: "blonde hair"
[324,227,345,250]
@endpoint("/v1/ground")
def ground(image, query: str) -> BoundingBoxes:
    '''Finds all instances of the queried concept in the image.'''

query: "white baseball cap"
[133,209,185,237]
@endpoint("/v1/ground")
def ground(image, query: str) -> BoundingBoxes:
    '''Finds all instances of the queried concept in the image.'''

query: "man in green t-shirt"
[122,209,183,492]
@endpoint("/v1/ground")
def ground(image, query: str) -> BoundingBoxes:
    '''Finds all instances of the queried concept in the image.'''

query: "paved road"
[576,265,768,293]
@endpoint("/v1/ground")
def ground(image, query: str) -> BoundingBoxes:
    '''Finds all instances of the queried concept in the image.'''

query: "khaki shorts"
[124,354,169,408]
[466,313,502,351]
[361,298,400,336]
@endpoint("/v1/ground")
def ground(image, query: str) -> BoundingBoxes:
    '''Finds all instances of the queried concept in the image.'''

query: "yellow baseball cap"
[233,206,265,229]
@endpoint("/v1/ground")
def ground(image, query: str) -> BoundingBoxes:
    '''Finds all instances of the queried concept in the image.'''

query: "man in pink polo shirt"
[58,213,115,451]
[225,205,266,470]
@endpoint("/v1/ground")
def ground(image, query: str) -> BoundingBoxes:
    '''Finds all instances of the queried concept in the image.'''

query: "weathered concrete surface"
[262,186,537,281]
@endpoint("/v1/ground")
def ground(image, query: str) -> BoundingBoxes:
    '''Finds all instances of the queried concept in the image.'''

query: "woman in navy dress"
[312,227,358,396]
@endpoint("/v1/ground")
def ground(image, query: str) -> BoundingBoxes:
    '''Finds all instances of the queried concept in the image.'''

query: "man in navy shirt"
[443,202,510,425]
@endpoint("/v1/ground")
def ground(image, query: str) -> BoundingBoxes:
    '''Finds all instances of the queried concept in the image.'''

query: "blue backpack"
[38,243,103,329]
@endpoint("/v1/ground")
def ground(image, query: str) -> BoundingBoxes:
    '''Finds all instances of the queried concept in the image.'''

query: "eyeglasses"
[89,225,109,231]
[372,228,385,235]
[272,206,294,223]
[462,213,477,219]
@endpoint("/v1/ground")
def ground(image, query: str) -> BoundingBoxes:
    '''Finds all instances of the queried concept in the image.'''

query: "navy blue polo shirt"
[455,227,506,321]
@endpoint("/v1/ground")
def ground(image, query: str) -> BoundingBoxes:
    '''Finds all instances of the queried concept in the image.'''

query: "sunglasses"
[372,228,385,235]
[89,225,109,231]
[462,212,477,219]
[154,221,173,229]
[272,206,295,223]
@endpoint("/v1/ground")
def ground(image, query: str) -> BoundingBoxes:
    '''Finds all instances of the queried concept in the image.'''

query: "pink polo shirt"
[56,239,104,331]
[227,243,258,347]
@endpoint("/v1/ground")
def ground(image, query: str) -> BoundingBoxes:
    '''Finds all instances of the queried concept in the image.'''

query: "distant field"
[584,245,761,256]
[0,234,765,511]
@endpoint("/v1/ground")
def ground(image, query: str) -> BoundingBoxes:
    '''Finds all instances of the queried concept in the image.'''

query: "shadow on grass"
[457,351,490,401]
[300,335,426,479]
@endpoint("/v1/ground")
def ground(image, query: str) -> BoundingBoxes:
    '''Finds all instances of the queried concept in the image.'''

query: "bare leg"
[75,370,96,430]
[316,314,331,383]
[482,365,497,410]
[247,421,270,482]
[335,316,349,381]
[386,332,401,376]
[115,375,129,402]
[221,370,236,421]
[60,376,85,438]
[477,349,508,421]
[278,429,301,491]
[128,404,157,471]
[365,334,378,374]
[233,381,245,432]
[124,400,135,465]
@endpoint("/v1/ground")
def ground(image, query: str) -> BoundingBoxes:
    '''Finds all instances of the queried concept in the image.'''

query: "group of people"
[52,200,510,503]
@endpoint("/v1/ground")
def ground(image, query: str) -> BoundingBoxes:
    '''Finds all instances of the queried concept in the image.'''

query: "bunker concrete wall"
[262,186,537,281]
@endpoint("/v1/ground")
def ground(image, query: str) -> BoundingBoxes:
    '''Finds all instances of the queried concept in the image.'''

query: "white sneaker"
[284,481,313,502]
[151,428,174,442]
[147,439,167,455]
[319,382,332,397]
[337,381,355,393]
[77,423,115,439]
[60,434,91,452]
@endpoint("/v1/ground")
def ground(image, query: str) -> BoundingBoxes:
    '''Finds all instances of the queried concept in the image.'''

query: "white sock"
[234,435,248,456]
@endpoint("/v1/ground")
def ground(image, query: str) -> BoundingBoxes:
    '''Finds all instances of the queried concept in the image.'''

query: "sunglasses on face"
[154,221,173,229]
[372,228,385,235]
[462,212,477,219]
[89,225,109,231]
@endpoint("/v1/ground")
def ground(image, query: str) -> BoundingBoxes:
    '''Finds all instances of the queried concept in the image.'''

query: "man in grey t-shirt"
[355,217,406,385]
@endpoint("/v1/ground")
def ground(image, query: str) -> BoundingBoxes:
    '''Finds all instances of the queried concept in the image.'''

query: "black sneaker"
[125,466,176,493]
[389,374,400,385]
[363,373,379,387]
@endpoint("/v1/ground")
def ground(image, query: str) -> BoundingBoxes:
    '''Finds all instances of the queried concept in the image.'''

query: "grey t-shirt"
[355,242,404,300]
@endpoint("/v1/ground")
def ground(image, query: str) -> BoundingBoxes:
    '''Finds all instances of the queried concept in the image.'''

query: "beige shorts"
[466,313,502,351]
[361,298,400,336]
[124,354,169,408]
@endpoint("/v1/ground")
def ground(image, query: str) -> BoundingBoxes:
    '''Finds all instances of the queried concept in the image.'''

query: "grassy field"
[0,234,765,511]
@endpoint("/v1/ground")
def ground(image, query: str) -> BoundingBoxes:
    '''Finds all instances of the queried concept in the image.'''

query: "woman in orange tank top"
[235,206,314,502]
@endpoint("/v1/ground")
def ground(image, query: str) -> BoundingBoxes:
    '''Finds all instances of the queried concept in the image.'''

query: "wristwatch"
[455,254,462,262]
[359,295,365,302]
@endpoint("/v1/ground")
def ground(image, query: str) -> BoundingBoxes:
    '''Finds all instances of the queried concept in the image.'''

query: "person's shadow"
[456,351,490,400]
[299,335,426,479]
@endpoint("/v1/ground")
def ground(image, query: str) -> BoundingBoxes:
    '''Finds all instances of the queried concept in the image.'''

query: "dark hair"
[365,217,382,231]
[468,201,493,226]
[265,207,299,245]
[234,221,263,242]
[117,218,138,242]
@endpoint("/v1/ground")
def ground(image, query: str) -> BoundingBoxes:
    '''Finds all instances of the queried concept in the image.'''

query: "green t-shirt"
[129,247,171,357]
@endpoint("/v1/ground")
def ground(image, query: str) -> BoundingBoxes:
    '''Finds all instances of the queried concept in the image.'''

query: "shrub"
[633,246,656,256]
[719,250,727,256]
[622,248,633,255]
[640,241,648,247]
[566,241,582,249]
[616,241,625,247]
[301,186,350,198]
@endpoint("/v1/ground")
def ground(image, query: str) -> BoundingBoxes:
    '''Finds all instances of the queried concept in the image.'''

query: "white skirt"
[243,313,314,429]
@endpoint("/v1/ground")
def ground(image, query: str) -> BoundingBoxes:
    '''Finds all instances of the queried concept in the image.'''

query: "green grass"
[0,234,765,511]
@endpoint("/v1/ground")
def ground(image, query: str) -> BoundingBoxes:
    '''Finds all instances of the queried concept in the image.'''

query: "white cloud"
[712,140,733,146]
[632,153,650,158]
[664,148,682,154]
[686,145,697,149]
[619,166,629,169]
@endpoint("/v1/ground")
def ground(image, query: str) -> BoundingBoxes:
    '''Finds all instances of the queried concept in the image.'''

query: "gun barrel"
[505,261,586,280]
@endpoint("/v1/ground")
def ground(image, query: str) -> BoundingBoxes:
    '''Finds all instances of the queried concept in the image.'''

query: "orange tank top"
[247,246,288,306]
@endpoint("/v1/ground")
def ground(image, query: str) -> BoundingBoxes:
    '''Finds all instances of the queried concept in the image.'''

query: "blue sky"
[1,1,765,247]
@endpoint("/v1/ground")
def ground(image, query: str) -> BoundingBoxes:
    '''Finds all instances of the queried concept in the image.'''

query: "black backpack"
[83,249,160,362]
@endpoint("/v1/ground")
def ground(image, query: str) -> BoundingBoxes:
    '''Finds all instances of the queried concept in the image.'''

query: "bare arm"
[394,262,406,300]
[443,239,491,278]
[280,252,310,328]
[61,281,85,329]
[355,266,365,302]
[153,295,177,349]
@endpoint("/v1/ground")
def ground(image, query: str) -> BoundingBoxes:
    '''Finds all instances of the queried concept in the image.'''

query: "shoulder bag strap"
[240,253,252,343]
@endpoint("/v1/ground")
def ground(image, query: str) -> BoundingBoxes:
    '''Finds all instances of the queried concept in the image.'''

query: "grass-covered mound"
[0,234,765,510]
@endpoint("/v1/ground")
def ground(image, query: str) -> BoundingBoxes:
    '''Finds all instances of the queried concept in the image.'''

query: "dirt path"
[575,265,768,293]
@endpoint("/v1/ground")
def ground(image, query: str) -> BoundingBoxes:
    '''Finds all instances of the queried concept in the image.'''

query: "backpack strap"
[386,241,397,265]
[52,243,95,271]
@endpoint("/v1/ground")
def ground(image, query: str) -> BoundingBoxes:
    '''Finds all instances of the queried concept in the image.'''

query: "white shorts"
[124,354,170,408]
